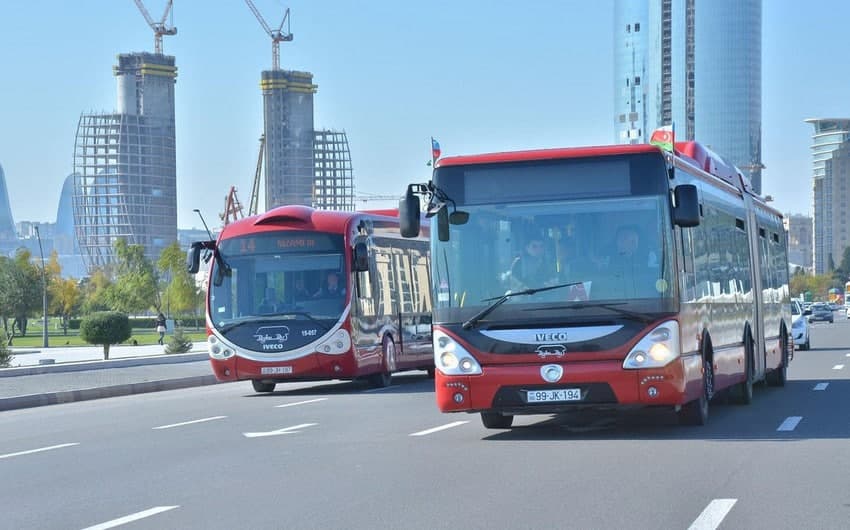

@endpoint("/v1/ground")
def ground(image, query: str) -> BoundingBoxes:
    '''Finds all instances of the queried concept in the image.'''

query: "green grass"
[7,329,207,348]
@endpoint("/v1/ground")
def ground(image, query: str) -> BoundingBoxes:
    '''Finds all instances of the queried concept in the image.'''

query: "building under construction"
[313,129,354,211]
[72,52,177,269]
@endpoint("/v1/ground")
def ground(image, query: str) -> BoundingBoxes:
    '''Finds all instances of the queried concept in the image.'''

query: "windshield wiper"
[268,311,332,332]
[218,318,254,334]
[523,301,655,323]
[462,281,586,330]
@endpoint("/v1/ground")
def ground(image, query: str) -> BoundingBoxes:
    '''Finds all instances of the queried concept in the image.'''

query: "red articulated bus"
[188,205,433,392]
[399,136,791,428]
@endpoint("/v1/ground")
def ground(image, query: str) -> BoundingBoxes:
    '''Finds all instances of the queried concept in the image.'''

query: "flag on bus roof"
[431,137,441,162]
[650,125,675,152]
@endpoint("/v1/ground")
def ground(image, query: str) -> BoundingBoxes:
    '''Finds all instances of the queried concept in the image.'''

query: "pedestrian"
[155,312,167,345]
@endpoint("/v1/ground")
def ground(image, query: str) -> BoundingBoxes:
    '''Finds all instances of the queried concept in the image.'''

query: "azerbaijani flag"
[431,137,441,161]
[649,125,675,152]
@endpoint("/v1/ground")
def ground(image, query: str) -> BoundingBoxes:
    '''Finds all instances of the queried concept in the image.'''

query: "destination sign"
[219,231,343,255]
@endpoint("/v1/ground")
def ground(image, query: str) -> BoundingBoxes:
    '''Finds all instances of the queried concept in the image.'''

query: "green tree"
[0,337,12,368]
[164,326,194,354]
[105,239,159,314]
[157,241,201,316]
[80,269,113,314]
[0,249,42,338]
[80,312,132,360]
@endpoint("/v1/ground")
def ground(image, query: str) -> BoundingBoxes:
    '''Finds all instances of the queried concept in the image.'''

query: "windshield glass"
[431,194,675,324]
[208,231,348,330]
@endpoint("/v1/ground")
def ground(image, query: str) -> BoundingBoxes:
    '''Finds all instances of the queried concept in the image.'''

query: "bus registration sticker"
[526,389,581,403]
[261,366,293,375]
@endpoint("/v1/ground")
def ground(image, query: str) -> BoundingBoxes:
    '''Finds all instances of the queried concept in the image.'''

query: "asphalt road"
[2,319,850,529]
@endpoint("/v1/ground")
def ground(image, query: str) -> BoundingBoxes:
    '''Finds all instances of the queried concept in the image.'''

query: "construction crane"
[221,186,245,227]
[354,194,400,206]
[244,0,293,70]
[249,134,265,216]
[133,0,177,55]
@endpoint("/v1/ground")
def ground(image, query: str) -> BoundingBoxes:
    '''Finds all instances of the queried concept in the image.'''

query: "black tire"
[426,367,436,378]
[766,334,788,387]
[800,335,810,351]
[368,336,395,388]
[732,332,754,405]
[679,356,712,426]
[252,380,276,393]
[481,412,514,429]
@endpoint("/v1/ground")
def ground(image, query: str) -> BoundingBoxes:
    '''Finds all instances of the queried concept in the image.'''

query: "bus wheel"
[426,367,436,379]
[679,357,712,426]
[732,332,754,405]
[368,336,395,388]
[252,380,276,393]
[766,334,788,387]
[481,412,513,429]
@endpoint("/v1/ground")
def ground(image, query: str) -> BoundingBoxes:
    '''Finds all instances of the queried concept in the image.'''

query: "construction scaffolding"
[313,129,355,211]
[72,52,177,270]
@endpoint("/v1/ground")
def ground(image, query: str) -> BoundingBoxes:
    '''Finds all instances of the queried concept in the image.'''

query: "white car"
[791,300,810,350]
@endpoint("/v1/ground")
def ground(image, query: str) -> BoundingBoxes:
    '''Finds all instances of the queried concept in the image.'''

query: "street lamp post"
[33,225,48,348]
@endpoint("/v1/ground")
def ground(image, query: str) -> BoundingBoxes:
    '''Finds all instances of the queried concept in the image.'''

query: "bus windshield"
[431,195,676,324]
[209,231,348,333]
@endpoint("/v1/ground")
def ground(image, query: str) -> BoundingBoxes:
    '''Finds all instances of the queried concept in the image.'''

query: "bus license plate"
[526,389,581,403]
[261,366,292,375]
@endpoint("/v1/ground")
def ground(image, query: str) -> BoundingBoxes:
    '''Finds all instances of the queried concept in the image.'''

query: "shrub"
[0,339,13,368]
[80,312,132,360]
[164,327,194,354]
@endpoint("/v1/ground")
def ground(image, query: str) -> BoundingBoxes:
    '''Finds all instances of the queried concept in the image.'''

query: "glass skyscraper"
[614,0,763,193]
[806,119,850,274]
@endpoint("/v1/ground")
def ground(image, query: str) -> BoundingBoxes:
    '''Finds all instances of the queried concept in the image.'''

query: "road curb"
[0,375,222,412]
[0,352,209,377]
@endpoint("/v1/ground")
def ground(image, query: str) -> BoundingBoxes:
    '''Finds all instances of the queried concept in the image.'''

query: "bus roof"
[435,143,661,168]
[220,204,400,238]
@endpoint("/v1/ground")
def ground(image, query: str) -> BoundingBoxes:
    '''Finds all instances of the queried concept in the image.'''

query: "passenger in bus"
[258,288,277,314]
[595,225,659,298]
[292,276,313,300]
[505,234,558,291]
[315,272,346,298]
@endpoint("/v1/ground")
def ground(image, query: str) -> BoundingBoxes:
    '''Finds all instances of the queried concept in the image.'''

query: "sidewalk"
[0,342,225,412]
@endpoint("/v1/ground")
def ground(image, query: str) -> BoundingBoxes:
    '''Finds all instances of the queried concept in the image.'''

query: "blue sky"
[0,1,846,229]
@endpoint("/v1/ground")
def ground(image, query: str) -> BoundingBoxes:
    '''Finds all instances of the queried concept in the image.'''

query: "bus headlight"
[208,335,235,360]
[316,329,351,355]
[433,329,482,375]
[623,321,680,369]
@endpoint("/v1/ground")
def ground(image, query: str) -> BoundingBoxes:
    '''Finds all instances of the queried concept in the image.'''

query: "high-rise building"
[261,70,317,210]
[806,118,850,274]
[785,213,813,273]
[615,0,763,193]
[73,52,177,270]
[0,163,18,252]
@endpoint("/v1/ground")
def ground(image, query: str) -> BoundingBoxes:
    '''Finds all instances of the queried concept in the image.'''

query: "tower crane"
[133,0,177,55]
[249,134,265,216]
[244,1,293,70]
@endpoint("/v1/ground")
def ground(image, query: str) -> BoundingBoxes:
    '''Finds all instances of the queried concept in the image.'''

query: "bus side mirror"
[399,190,421,237]
[187,242,202,274]
[673,184,700,227]
[353,242,369,272]
[437,206,450,242]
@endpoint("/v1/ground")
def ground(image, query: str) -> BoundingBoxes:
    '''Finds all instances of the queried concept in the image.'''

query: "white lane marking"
[813,382,830,391]
[0,443,79,460]
[80,505,179,530]
[833,364,845,370]
[243,423,317,438]
[275,398,328,408]
[363,385,400,393]
[152,416,227,430]
[687,498,737,530]
[777,416,803,431]
[845,353,850,357]
[409,421,469,437]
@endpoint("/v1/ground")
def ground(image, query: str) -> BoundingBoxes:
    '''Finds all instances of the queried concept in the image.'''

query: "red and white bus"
[399,138,791,428]
[188,205,433,392]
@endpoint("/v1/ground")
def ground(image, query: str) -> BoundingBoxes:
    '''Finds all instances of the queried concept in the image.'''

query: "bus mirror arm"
[400,182,469,239]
